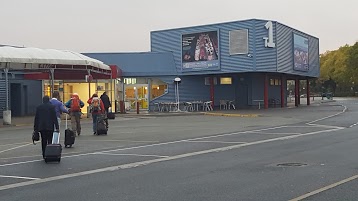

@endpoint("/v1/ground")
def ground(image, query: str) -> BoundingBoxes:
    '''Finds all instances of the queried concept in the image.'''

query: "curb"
[203,112,259,117]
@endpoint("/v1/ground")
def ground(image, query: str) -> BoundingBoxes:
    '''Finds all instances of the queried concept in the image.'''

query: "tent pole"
[50,68,55,97]
[87,69,91,98]
[4,64,9,110]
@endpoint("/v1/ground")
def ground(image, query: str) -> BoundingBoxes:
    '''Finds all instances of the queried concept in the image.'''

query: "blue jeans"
[92,113,98,133]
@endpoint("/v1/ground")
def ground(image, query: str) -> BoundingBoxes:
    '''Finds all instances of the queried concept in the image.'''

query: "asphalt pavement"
[0,97,358,200]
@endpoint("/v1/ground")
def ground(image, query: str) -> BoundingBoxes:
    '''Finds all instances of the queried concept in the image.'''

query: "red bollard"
[136,101,139,114]
[119,101,124,114]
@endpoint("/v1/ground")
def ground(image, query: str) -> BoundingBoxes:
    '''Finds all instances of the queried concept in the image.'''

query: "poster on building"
[182,31,219,70]
[293,34,309,71]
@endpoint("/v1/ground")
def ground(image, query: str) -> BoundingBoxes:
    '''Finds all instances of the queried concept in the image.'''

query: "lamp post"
[174,77,181,112]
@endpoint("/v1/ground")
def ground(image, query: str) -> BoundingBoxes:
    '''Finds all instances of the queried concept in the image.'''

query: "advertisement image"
[293,34,309,71]
[182,31,219,70]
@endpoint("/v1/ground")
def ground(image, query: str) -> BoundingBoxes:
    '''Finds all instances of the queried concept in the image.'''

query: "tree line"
[311,42,358,96]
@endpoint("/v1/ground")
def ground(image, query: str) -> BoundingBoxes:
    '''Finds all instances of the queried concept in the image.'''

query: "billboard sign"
[182,31,219,70]
[293,34,309,71]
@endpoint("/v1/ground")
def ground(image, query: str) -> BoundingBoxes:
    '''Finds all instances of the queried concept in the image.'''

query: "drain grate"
[277,163,307,167]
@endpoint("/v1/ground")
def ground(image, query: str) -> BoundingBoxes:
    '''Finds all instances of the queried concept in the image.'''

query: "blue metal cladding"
[276,22,319,77]
[151,19,319,78]
[149,75,211,110]
[254,20,278,72]
[0,80,7,118]
[84,52,178,77]
[151,19,256,75]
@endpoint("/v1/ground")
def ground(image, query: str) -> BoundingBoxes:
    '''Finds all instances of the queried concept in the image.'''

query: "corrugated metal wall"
[0,77,42,118]
[149,75,211,109]
[0,80,7,118]
[276,23,320,77]
[151,19,256,75]
[254,20,278,72]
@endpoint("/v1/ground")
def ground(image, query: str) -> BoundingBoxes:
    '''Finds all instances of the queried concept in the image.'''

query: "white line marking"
[0,143,32,154]
[80,140,158,143]
[95,153,169,158]
[0,127,342,191]
[0,125,336,167]
[289,174,358,201]
[306,123,344,129]
[186,140,247,144]
[0,175,39,180]
[247,132,301,135]
[0,142,29,147]
[308,105,347,124]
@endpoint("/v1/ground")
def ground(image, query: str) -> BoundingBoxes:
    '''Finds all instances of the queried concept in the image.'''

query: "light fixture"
[145,86,147,90]
[157,86,159,90]
[134,87,136,90]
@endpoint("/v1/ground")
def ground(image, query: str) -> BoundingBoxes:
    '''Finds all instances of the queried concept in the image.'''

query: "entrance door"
[236,83,248,109]
[10,83,22,117]
[125,84,148,110]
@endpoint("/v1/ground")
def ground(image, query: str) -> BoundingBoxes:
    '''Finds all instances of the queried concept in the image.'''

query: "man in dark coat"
[34,96,59,158]
[100,92,111,113]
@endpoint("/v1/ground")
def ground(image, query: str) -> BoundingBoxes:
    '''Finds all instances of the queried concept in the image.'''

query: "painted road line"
[247,132,301,135]
[79,140,159,143]
[204,112,259,117]
[0,127,342,191]
[289,174,358,201]
[186,140,247,144]
[0,143,32,154]
[0,175,40,180]
[95,153,169,158]
[0,125,331,167]
[0,142,30,147]
[308,105,347,124]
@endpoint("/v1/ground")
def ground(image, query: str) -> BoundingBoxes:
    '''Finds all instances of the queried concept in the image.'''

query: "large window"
[151,79,168,99]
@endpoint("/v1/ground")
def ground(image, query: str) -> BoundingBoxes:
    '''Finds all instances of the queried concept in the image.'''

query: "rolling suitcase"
[44,131,62,163]
[64,114,75,148]
[107,107,115,120]
[96,114,108,135]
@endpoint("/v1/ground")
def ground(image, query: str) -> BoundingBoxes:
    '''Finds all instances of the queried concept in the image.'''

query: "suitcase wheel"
[44,158,48,163]
[57,158,61,163]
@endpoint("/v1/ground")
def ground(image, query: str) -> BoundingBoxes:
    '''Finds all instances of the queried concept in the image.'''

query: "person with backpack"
[65,93,85,136]
[87,93,105,135]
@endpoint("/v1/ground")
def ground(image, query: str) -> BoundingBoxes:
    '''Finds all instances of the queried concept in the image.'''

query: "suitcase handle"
[65,114,68,129]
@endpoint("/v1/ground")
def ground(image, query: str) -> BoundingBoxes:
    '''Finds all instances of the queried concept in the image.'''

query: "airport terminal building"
[86,18,319,111]
[0,19,319,117]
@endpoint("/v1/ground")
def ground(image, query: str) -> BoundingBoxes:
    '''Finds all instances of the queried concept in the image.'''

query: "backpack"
[71,96,81,112]
[91,98,101,113]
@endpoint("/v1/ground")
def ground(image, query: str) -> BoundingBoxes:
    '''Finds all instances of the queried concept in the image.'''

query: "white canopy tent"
[0,46,112,125]
[0,46,110,70]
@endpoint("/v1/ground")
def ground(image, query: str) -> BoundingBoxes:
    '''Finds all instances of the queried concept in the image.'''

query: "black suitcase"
[107,112,115,120]
[64,114,75,148]
[96,114,108,135]
[44,132,62,163]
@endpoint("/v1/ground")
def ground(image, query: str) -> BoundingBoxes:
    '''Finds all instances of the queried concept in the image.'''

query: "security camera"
[247,54,253,58]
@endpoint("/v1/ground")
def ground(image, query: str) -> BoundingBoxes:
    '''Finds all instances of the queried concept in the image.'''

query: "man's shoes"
[93,132,97,135]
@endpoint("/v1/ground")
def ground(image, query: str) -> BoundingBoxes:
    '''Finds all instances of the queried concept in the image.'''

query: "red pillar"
[210,77,215,109]
[264,74,269,109]
[307,79,310,105]
[281,76,285,108]
[295,78,299,107]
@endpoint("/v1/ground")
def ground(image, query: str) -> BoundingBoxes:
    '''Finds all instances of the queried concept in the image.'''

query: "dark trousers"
[40,130,53,157]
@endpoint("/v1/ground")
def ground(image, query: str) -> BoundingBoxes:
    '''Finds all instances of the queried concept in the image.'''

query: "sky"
[1,0,357,54]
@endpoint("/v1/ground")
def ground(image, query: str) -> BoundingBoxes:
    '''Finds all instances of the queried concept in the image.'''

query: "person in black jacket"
[100,92,111,127]
[34,96,59,158]
[100,92,111,113]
